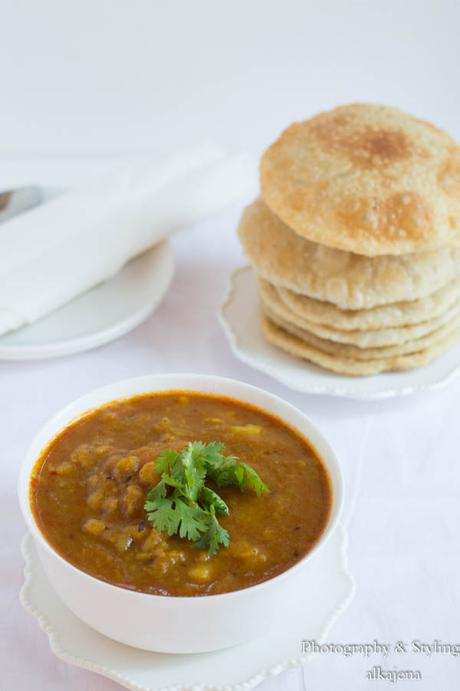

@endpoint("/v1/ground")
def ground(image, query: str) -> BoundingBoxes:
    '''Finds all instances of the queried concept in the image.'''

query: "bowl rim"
[18,373,344,603]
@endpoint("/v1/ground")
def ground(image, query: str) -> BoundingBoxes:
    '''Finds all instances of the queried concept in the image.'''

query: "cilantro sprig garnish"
[144,441,268,556]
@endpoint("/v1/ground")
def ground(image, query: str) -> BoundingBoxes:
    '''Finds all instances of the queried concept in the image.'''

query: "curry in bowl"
[30,391,331,597]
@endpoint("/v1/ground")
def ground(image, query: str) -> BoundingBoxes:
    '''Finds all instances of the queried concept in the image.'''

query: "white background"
[2,1,460,690]
[1,0,460,157]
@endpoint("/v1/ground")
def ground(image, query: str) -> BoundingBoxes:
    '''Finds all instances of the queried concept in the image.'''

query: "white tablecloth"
[2,163,460,691]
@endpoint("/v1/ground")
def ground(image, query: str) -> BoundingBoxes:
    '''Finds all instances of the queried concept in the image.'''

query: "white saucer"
[20,527,354,691]
[0,241,174,360]
[219,267,460,400]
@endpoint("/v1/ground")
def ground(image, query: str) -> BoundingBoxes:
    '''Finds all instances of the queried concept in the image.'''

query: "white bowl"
[18,374,343,653]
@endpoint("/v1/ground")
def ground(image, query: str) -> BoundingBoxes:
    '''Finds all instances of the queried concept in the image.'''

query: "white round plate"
[219,267,460,400]
[0,241,174,360]
[20,527,353,691]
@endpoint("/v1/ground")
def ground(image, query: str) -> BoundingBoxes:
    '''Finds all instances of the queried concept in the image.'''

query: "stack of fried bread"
[238,104,460,375]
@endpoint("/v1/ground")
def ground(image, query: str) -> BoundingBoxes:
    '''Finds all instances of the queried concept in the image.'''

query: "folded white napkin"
[0,146,257,336]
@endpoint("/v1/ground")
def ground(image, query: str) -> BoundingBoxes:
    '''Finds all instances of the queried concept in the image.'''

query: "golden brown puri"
[261,313,460,376]
[260,103,460,256]
[271,278,460,331]
[259,279,460,348]
[262,302,460,361]
[238,198,460,310]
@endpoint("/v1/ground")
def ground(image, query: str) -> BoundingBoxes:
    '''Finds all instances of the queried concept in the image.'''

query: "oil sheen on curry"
[30,392,332,596]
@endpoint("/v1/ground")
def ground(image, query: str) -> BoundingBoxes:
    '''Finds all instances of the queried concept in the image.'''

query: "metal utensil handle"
[0,186,44,224]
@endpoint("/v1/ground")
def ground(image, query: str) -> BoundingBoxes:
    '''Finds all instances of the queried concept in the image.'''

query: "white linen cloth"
[3,160,460,691]
[0,147,257,335]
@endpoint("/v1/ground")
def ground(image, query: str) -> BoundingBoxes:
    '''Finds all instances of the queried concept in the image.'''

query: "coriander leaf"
[145,487,209,541]
[233,464,245,487]
[194,505,230,556]
[205,454,238,486]
[145,495,177,535]
[161,474,185,490]
[201,486,229,515]
[209,458,268,496]
[237,463,269,496]
[174,497,209,541]
[204,444,238,474]
[180,441,207,501]
[155,449,178,475]
[144,478,167,511]
[202,440,225,465]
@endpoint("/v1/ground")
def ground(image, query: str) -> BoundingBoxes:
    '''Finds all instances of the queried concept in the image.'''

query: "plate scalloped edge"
[218,266,460,400]
[19,527,355,691]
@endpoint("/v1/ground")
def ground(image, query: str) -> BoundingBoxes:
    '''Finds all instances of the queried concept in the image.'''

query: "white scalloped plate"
[20,526,353,691]
[219,267,460,400]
